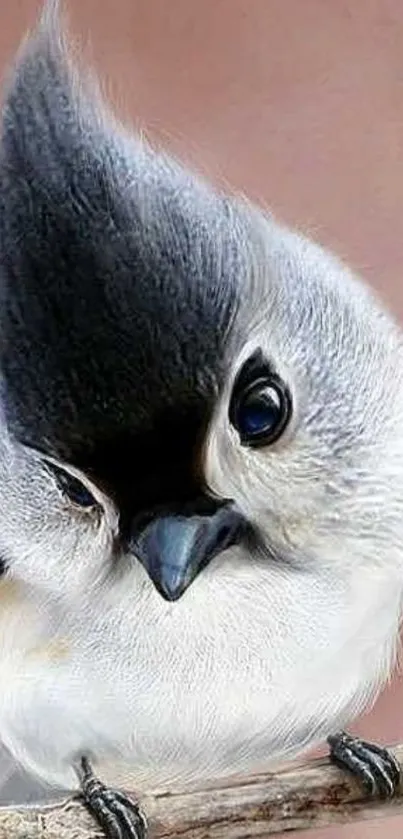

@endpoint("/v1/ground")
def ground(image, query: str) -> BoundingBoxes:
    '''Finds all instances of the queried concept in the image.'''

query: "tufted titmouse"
[0,3,402,837]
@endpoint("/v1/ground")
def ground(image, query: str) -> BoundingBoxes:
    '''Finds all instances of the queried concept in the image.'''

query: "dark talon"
[328,731,400,799]
[76,756,148,839]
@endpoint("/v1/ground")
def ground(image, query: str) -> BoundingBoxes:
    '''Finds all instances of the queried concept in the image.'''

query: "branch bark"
[1,744,403,839]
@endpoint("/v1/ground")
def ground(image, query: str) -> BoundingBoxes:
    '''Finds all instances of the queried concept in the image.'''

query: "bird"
[0,3,402,837]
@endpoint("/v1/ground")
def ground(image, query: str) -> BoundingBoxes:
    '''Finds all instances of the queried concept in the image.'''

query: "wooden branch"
[1,744,403,838]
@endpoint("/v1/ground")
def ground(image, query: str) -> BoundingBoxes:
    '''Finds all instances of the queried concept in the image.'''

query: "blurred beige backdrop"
[2,1,403,836]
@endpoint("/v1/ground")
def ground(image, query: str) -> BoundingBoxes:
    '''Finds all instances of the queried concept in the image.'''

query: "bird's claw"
[77,756,148,839]
[328,731,400,799]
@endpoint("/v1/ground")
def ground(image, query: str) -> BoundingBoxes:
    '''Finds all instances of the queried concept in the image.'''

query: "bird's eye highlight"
[229,352,292,447]
[45,462,98,509]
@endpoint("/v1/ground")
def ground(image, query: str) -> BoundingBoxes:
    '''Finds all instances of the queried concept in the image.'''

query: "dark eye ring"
[45,462,98,509]
[229,366,292,448]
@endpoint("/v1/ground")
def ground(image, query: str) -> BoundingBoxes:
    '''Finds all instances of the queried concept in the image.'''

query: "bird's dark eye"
[229,352,292,447]
[45,462,98,509]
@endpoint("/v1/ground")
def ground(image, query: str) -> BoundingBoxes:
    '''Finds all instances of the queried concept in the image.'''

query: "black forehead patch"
[0,25,247,502]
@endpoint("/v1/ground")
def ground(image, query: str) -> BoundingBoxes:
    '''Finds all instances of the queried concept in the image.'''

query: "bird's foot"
[328,731,400,799]
[76,756,148,839]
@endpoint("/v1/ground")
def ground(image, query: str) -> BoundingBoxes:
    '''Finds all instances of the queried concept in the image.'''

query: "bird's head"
[1,5,403,608]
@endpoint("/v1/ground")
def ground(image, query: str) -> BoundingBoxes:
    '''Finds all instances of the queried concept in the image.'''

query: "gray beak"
[130,502,247,601]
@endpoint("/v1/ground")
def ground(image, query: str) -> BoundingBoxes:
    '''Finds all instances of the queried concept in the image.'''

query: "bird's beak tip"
[131,502,248,601]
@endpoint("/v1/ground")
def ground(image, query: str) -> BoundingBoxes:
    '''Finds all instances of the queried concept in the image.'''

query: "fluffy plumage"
[0,1,403,801]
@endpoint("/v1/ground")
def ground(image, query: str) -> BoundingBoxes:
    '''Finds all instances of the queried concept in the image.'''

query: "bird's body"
[0,548,401,794]
[0,3,403,813]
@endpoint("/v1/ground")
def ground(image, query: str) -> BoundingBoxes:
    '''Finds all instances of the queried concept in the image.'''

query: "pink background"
[2,1,403,835]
